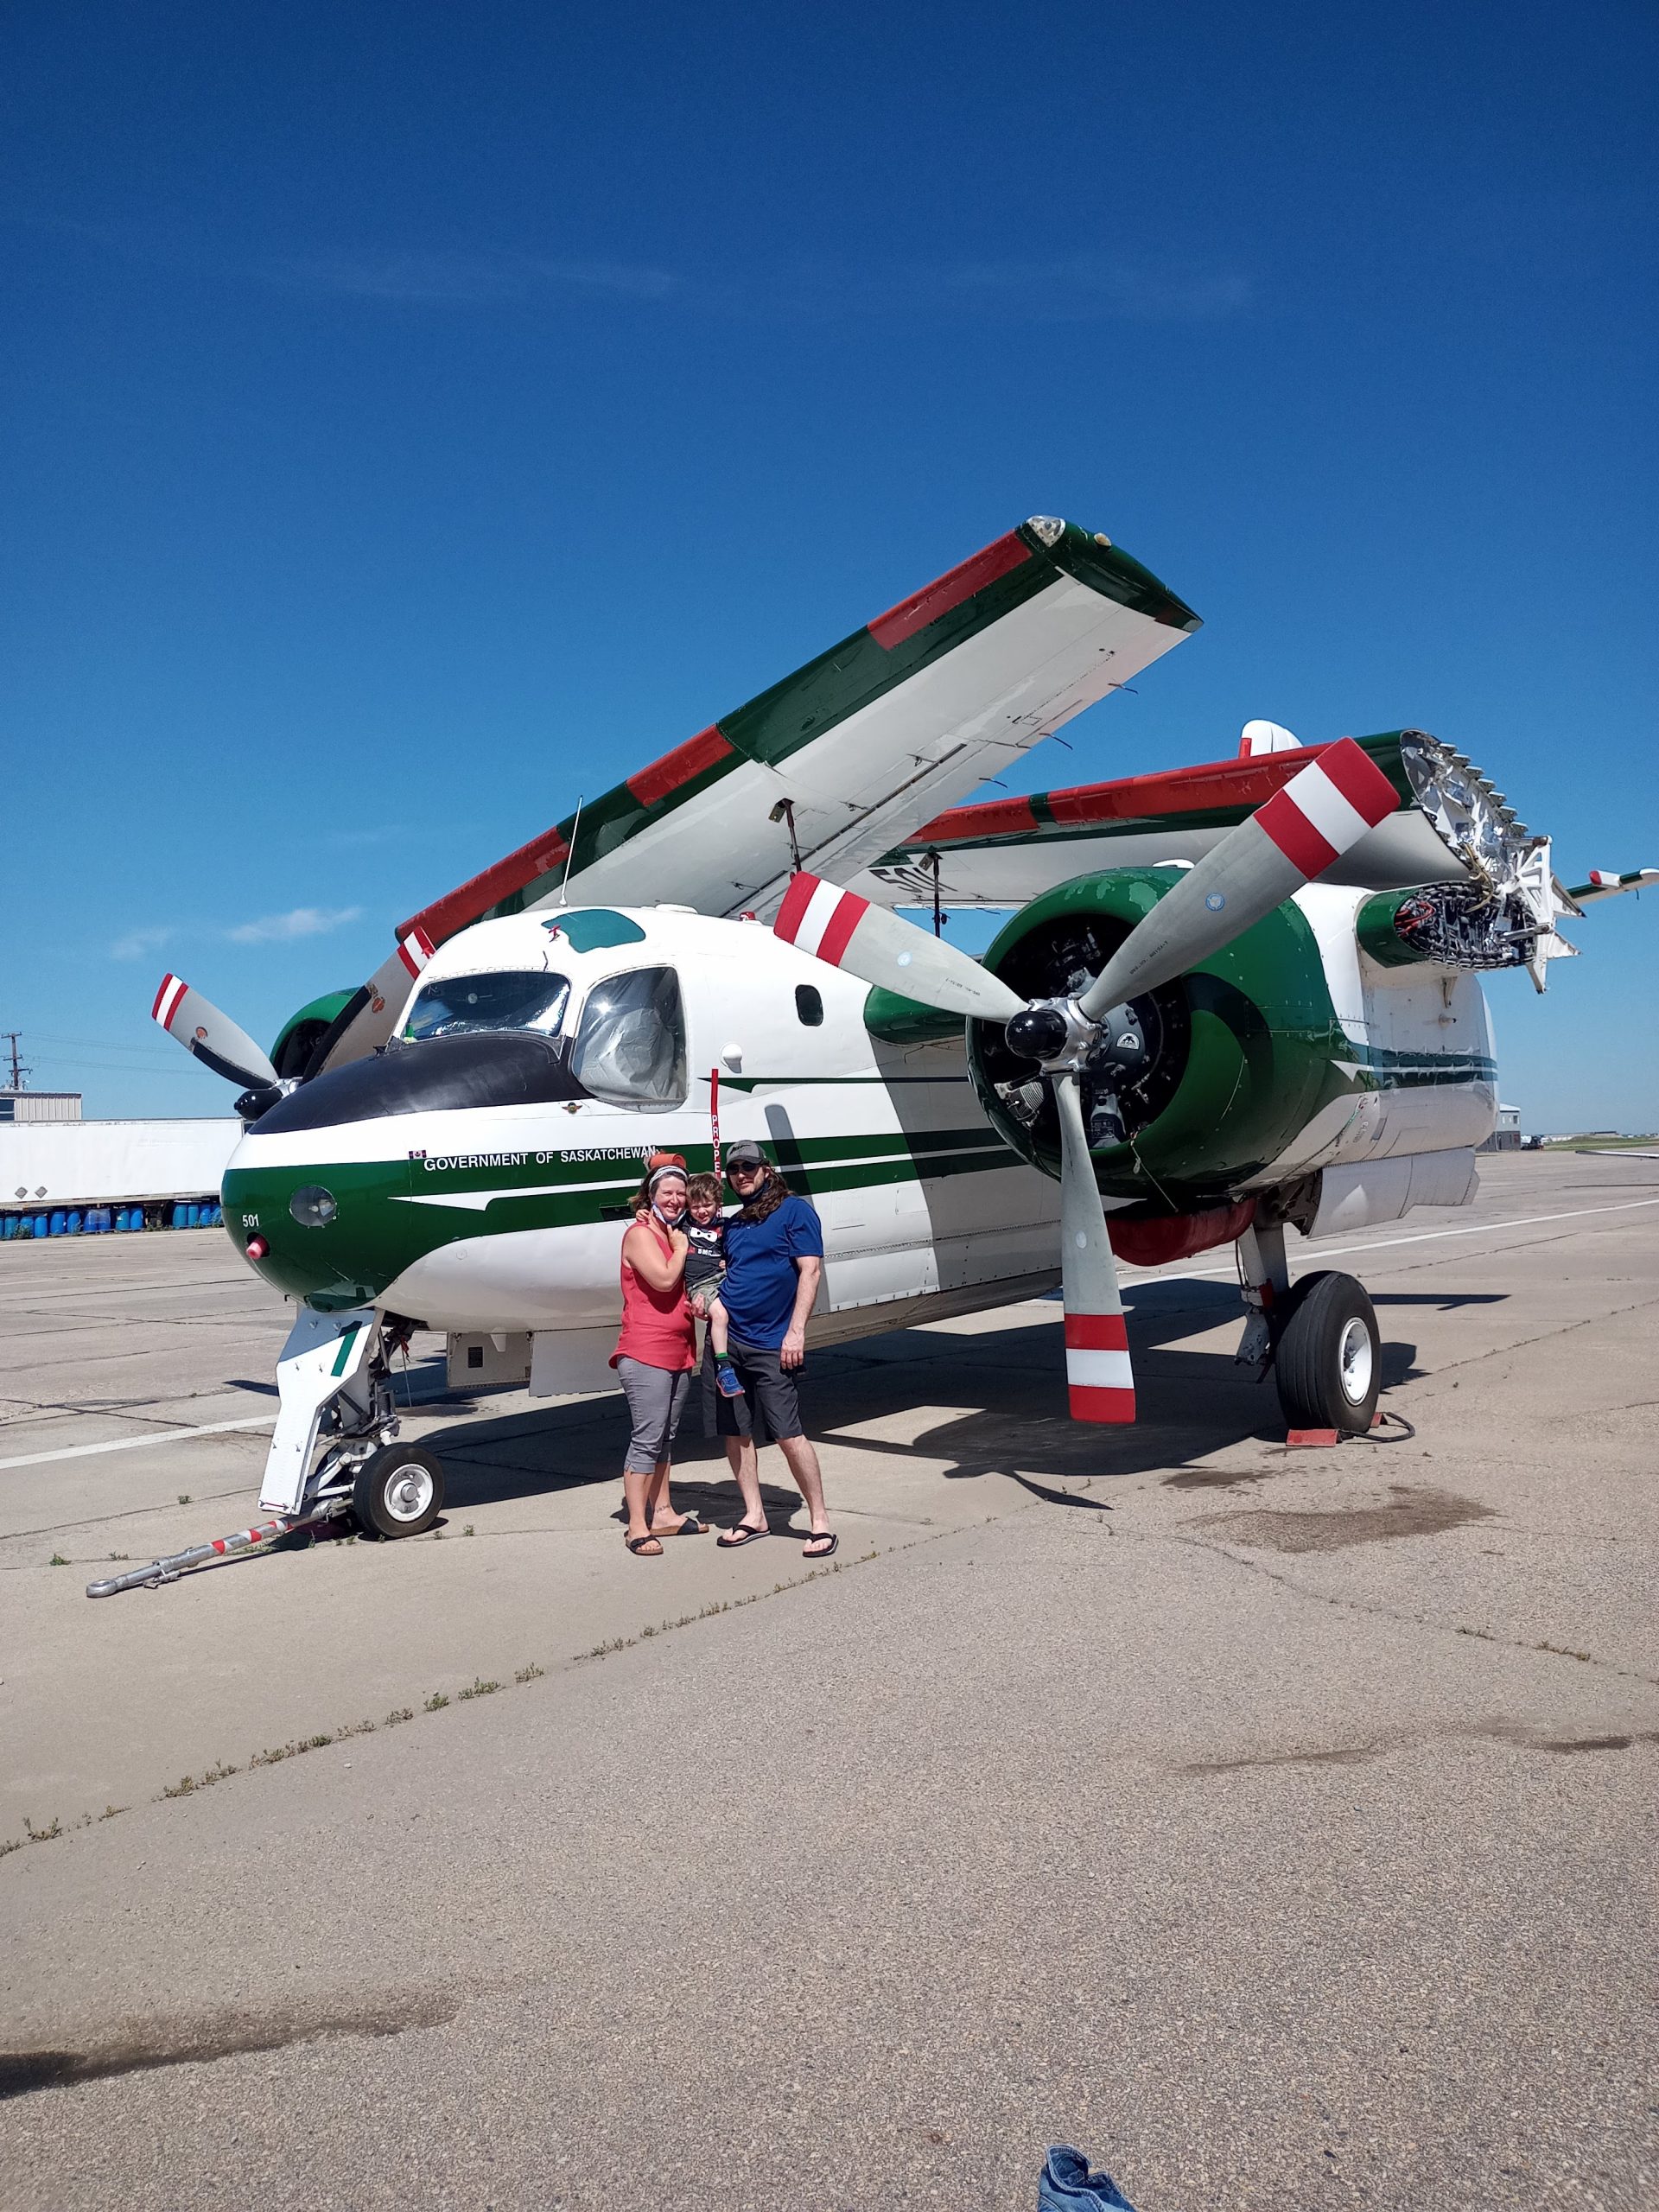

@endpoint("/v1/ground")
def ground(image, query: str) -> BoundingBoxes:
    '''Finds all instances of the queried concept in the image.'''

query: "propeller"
[151,927,437,1104]
[151,975,279,1090]
[772,736,1400,1427]
[1075,738,1399,1021]
[772,872,1024,1022]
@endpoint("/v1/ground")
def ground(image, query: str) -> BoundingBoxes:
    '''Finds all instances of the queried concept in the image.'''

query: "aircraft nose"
[221,1146,404,1309]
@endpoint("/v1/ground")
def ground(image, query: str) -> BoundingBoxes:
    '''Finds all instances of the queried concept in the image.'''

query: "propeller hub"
[1003,1004,1069,1063]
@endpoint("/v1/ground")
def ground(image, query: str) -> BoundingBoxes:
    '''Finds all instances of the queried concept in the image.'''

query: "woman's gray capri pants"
[615,1357,694,1473]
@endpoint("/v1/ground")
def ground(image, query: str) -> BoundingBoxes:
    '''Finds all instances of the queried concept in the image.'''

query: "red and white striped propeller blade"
[151,975,279,1090]
[1053,1070,1135,1424]
[301,927,437,1078]
[773,872,1025,1024]
[1077,737,1400,1023]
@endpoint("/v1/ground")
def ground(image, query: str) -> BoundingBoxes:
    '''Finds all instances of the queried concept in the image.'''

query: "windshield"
[403,970,571,1042]
[569,967,687,1108]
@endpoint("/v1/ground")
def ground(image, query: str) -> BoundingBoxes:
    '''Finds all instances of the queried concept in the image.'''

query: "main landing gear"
[1235,1220,1382,1437]
[86,1309,446,1597]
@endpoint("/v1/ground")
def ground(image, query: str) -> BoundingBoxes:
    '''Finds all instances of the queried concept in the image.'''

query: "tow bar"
[85,1499,352,1598]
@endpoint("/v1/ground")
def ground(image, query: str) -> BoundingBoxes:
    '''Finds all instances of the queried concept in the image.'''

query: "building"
[1479,1103,1522,1153]
[0,1090,81,1124]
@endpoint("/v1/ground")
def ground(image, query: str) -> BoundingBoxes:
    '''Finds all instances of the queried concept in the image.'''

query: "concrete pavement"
[1,1150,1656,2209]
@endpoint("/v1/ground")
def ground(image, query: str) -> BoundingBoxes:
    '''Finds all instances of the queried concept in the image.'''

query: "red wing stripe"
[397,827,571,948]
[1064,1313,1128,1351]
[772,872,820,945]
[1316,735,1401,827]
[868,531,1033,651]
[816,890,868,968]
[1069,1385,1137,1425]
[1255,786,1338,877]
[626,725,736,810]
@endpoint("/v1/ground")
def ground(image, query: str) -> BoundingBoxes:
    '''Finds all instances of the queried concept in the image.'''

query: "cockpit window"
[569,967,687,1109]
[403,970,571,1042]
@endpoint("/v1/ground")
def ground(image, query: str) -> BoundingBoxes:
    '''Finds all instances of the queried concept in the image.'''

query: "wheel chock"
[1283,1413,1391,1451]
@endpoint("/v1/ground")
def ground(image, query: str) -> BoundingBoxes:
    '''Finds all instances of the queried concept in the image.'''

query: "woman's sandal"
[653,1514,708,1537]
[625,1534,664,1556]
[716,1521,767,1548]
[802,1531,838,1559]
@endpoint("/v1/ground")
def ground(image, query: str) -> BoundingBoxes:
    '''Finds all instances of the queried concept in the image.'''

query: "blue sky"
[3,0,1656,1129]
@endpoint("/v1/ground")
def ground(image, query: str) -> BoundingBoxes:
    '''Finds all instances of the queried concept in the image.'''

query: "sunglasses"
[728,1161,764,1178]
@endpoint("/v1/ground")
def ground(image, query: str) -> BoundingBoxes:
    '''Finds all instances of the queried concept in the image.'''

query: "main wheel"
[1274,1271,1380,1434]
[353,1444,445,1538]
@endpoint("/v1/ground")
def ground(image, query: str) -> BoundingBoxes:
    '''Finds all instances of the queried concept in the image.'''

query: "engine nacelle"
[968,868,1354,1217]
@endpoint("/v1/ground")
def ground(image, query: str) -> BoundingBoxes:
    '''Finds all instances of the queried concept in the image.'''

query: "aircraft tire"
[1274,1271,1379,1434]
[353,1444,446,1539]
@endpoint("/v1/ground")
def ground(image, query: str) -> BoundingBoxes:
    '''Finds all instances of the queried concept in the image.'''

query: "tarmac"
[1,1148,1656,2210]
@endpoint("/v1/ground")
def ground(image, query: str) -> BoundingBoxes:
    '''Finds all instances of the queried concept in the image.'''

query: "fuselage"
[221,895,1496,1330]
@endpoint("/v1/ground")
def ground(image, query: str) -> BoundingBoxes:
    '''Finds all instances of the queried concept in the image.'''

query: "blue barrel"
[67,1211,82,1234]
[2,1216,14,1239]
[169,1203,185,1230]
[92,1207,111,1233]
[34,1214,48,1238]
[49,1211,67,1236]
[207,1202,222,1227]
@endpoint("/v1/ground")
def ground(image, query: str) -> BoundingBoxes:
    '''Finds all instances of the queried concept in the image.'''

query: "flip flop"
[654,1514,708,1537]
[717,1521,768,1548]
[802,1531,838,1560]
[625,1534,663,1556]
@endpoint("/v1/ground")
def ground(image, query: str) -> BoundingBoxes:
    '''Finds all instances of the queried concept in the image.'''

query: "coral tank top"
[612,1217,696,1372]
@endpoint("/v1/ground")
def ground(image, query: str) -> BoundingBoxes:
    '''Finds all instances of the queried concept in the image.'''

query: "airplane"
[89,514,1653,1594]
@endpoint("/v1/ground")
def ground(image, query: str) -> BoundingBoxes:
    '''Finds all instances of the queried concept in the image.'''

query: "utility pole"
[2,1033,29,1090]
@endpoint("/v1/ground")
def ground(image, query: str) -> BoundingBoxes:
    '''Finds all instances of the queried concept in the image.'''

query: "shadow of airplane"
[420,1275,1431,1515]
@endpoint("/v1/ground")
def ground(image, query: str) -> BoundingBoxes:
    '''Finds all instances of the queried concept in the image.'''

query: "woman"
[611,1154,708,1556]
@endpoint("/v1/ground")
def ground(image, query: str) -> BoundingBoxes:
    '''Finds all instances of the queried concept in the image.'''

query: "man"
[708,1140,836,1557]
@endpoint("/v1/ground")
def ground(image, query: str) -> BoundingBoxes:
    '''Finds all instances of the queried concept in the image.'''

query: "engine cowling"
[967,868,1352,1216]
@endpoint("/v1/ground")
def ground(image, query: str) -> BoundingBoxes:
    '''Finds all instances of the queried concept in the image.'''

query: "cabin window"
[403,971,571,1042]
[795,984,824,1028]
[569,967,688,1109]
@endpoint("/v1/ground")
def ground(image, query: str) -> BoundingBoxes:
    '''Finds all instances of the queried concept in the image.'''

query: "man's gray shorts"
[615,1357,694,1472]
[709,1336,804,1444]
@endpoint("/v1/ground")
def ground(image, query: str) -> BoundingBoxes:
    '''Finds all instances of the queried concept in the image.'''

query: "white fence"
[1,1119,241,1208]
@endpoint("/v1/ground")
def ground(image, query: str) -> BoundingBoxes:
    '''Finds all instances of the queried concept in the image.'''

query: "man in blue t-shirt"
[707,1140,835,1558]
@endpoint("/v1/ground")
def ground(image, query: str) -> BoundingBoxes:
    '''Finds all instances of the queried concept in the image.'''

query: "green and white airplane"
[98,516,1651,1590]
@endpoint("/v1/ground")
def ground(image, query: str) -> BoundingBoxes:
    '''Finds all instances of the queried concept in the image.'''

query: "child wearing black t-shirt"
[684,1173,742,1396]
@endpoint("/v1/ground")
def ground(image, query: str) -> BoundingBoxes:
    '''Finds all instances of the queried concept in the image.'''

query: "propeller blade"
[302,928,437,1078]
[1077,737,1400,1022]
[151,975,279,1090]
[1053,1070,1135,1424]
[773,871,1025,1024]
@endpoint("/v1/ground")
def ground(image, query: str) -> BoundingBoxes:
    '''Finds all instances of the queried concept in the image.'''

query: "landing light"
[289,1186,338,1230]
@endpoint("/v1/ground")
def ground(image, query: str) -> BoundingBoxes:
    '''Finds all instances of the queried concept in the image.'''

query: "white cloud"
[110,924,176,963]
[226,906,363,945]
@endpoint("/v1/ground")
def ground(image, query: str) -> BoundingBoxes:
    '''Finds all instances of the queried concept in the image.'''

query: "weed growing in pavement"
[384,1707,415,1726]
[24,1816,62,1841]
[456,1677,500,1700]
[107,1553,130,1561]
[162,1759,239,1799]
[424,1692,449,1712]
[513,1663,544,1684]
[463,1524,475,1537]
[48,1554,67,1567]
[177,1494,191,1505]
[1538,1639,1592,1662]
[0,1836,22,1858]
[99,1805,125,1821]
[248,1732,334,1770]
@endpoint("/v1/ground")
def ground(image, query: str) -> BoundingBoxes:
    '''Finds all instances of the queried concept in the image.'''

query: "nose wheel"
[353,1444,446,1538]
[1273,1271,1381,1434]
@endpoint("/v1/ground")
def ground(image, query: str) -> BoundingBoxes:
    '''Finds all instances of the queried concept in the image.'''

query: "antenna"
[558,798,584,905]
[2,1033,28,1090]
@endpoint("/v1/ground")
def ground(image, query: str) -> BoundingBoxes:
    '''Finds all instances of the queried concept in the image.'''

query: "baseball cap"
[724,1141,767,1172]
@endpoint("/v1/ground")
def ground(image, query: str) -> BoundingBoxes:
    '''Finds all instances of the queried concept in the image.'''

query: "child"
[683,1173,743,1398]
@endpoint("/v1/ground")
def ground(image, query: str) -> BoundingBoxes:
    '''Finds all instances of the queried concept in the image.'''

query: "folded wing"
[399,518,1199,945]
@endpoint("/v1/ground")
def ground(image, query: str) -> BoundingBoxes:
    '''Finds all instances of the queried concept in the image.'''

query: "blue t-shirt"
[719,1194,824,1350]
